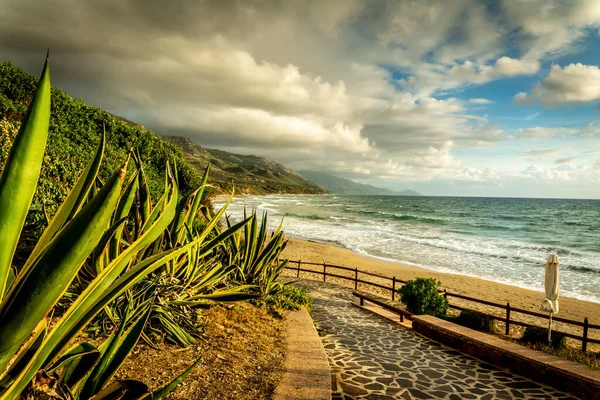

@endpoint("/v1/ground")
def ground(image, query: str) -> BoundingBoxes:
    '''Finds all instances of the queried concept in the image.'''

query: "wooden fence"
[284,259,600,352]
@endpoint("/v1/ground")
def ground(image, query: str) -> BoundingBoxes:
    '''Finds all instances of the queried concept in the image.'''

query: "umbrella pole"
[548,312,553,344]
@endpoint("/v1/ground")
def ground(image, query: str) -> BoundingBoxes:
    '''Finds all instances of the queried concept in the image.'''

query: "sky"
[1,0,600,198]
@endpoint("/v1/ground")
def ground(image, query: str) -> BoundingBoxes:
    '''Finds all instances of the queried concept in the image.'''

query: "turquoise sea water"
[217,195,600,303]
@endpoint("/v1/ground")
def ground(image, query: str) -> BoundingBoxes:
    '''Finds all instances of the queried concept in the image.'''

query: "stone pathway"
[298,279,579,400]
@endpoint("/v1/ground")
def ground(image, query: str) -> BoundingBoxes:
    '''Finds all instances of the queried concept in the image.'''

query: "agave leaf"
[155,311,195,346]
[142,357,202,400]
[0,158,128,372]
[0,168,179,398]
[46,342,100,390]
[141,191,167,234]
[175,285,258,305]
[255,212,268,258]
[42,173,177,364]
[2,269,14,300]
[46,342,99,375]
[29,130,106,269]
[133,150,151,228]
[90,218,128,277]
[81,301,152,399]
[88,379,149,400]
[109,171,139,259]
[171,188,198,243]
[185,164,210,227]
[0,320,46,390]
[0,54,51,300]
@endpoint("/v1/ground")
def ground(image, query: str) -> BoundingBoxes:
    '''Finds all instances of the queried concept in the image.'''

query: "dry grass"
[114,302,286,399]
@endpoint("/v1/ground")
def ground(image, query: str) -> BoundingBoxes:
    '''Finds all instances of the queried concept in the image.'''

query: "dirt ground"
[115,302,286,399]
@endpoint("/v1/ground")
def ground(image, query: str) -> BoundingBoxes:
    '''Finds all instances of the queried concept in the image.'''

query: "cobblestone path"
[298,279,579,400]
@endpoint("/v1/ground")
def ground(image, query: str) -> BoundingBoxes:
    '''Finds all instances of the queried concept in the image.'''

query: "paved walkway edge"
[273,307,331,400]
[413,314,600,399]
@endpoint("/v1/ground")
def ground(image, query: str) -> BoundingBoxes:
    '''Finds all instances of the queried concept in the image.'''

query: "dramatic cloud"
[1,0,599,197]
[502,0,600,58]
[517,63,600,107]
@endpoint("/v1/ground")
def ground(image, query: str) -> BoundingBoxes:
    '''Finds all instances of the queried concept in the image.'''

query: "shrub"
[266,284,311,312]
[448,310,497,333]
[398,278,448,317]
[521,326,567,349]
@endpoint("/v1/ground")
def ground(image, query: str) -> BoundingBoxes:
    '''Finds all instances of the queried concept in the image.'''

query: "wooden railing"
[284,259,600,352]
[353,291,413,323]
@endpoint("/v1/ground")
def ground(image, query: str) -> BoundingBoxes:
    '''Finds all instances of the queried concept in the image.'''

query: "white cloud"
[515,127,578,139]
[468,98,494,104]
[584,122,600,136]
[535,63,600,107]
[514,63,600,108]
[512,92,534,105]
[495,57,540,76]
[448,57,539,85]
[555,157,576,165]
[520,165,573,181]
[519,148,563,158]
[502,0,600,59]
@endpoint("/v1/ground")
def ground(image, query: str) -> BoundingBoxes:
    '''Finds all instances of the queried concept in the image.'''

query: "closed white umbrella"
[541,254,560,343]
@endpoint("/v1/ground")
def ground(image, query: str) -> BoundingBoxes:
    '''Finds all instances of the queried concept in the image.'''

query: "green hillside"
[165,136,328,195]
[0,61,201,227]
[298,170,421,196]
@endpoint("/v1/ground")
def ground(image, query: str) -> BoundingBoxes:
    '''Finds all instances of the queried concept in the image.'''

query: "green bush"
[256,284,311,312]
[447,310,497,333]
[521,326,567,349]
[398,278,448,317]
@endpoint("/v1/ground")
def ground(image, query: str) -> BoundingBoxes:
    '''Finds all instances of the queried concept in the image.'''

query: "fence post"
[392,276,396,301]
[354,268,358,290]
[583,317,589,352]
[360,296,364,306]
[400,313,404,323]
[443,289,448,300]
[505,302,511,336]
[297,260,300,277]
[323,263,326,282]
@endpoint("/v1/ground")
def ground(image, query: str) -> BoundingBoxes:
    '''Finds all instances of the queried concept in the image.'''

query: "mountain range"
[164,136,327,195]
[298,171,421,196]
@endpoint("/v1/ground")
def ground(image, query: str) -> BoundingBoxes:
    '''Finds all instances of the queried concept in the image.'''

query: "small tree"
[399,278,448,317]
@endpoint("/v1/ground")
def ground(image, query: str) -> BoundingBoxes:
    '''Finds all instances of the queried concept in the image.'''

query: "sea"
[215,195,600,303]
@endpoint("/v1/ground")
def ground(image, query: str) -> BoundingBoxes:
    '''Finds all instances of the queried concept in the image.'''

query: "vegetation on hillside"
[0,56,300,399]
[165,136,328,195]
[0,61,201,227]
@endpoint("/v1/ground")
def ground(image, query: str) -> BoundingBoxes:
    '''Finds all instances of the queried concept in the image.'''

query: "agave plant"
[0,55,232,399]
[89,163,257,347]
[222,210,289,297]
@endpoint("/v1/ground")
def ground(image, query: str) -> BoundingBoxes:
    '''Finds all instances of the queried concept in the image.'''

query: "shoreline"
[282,237,600,347]
[291,234,598,303]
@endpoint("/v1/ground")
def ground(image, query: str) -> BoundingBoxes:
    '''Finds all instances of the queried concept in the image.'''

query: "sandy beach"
[282,237,600,349]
